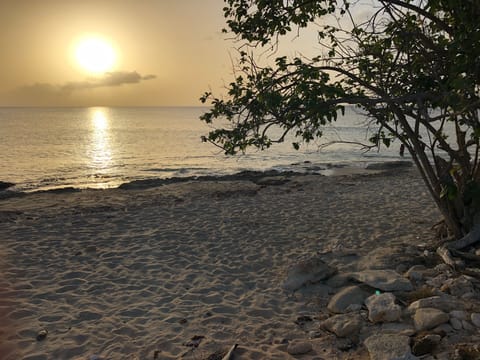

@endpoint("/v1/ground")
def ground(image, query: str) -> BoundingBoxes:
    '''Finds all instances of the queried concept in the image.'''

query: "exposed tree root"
[445,225,480,250]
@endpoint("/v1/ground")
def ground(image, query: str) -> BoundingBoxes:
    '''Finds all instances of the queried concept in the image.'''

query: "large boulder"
[365,293,402,323]
[327,285,369,314]
[283,256,336,291]
[350,270,413,292]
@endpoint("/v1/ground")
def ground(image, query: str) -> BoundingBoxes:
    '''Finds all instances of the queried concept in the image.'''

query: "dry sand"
[0,168,440,359]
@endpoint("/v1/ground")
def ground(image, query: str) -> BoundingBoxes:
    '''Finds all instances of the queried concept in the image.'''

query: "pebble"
[287,341,312,355]
[405,265,426,282]
[461,319,475,331]
[36,328,48,341]
[449,310,467,320]
[432,323,453,336]
[471,313,480,328]
[450,317,462,330]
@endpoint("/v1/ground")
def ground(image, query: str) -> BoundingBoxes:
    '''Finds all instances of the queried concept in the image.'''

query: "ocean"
[0,106,404,192]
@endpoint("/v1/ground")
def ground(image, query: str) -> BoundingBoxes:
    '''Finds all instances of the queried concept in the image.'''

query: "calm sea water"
[0,106,404,192]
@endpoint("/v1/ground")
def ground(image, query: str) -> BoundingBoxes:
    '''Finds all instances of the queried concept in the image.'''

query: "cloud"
[61,71,157,92]
[2,71,158,106]
[17,71,157,96]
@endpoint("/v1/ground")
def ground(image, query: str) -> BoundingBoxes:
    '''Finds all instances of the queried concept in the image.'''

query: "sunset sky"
[0,1,367,107]
[0,0,237,107]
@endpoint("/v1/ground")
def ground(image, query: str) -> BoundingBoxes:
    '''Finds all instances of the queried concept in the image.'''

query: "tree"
[200,0,480,262]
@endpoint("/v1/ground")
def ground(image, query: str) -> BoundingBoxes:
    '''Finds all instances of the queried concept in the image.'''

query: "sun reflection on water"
[89,108,112,177]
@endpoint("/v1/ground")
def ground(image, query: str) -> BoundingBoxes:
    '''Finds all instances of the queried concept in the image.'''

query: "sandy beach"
[0,167,443,359]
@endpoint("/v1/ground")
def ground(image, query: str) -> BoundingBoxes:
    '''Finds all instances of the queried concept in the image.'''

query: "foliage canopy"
[200,0,480,239]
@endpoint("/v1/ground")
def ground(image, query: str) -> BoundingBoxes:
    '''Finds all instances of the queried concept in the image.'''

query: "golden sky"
[0,1,366,107]
[0,0,234,107]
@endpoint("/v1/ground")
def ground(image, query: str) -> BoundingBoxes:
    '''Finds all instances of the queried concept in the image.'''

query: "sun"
[75,37,116,74]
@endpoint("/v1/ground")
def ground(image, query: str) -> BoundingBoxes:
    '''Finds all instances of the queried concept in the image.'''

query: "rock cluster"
[285,255,480,359]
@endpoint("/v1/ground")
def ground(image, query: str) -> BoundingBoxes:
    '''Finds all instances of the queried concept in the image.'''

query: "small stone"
[414,308,449,331]
[412,334,441,356]
[450,317,462,330]
[36,328,48,341]
[461,292,475,300]
[471,313,480,328]
[327,285,369,314]
[405,265,426,282]
[476,249,480,256]
[449,310,467,320]
[321,313,363,338]
[461,319,475,331]
[287,341,312,355]
[432,323,452,336]
[364,334,415,360]
[336,338,354,351]
[365,293,402,323]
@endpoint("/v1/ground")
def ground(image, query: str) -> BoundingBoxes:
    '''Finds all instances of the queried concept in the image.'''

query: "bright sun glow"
[75,37,116,73]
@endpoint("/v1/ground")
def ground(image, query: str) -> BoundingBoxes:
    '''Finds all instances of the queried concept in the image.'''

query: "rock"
[36,328,48,341]
[327,285,369,314]
[407,295,464,314]
[471,313,480,328]
[336,338,355,351]
[0,181,15,191]
[350,269,413,292]
[283,256,336,291]
[380,323,415,336]
[365,293,402,323]
[321,313,363,338]
[449,317,462,330]
[287,341,312,355]
[441,275,474,297]
[432,323,453,336]
[365,161,412,170]
[405,265,427,282]
[461,319,475,331]
[411,334,441,356]
[364,334,417,360]
[345,303,362,312]
[414,308,449,331]
[449,310,467,320]
[326,273,352,288]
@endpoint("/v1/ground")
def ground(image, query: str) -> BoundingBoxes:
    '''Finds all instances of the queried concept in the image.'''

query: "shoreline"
[4,166,475,359]
[0,160,412,198]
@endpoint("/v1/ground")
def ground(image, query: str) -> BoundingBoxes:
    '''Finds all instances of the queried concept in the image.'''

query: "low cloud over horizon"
[2,71,158,106]
[18,71,157,95]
